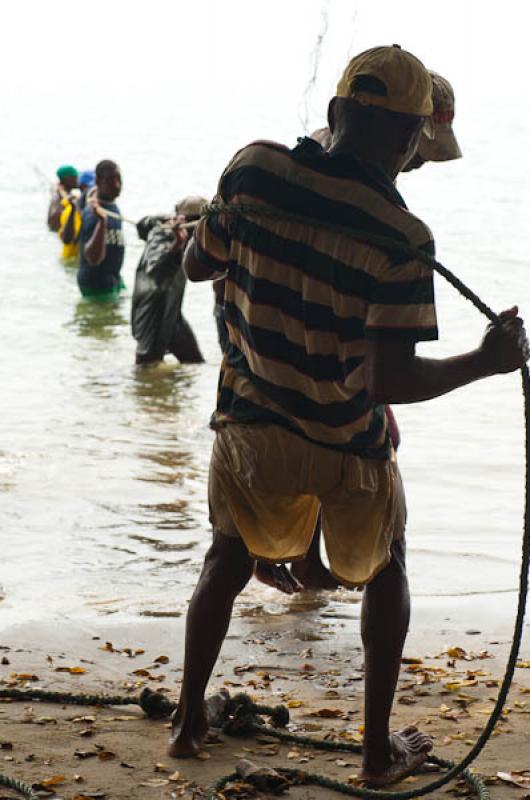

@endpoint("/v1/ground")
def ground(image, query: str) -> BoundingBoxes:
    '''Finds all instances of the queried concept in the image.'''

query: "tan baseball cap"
[336,44,433,116]
[416,71,462,161]
[175,195,208,218]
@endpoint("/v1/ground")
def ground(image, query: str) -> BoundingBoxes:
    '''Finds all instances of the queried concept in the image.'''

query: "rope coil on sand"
[2,202,528,799]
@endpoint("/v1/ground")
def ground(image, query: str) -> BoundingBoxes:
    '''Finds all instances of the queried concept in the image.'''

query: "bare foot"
[254,562,303,594]
[362,727,433,786]
[168,689,230,758]
[291,558,339,590]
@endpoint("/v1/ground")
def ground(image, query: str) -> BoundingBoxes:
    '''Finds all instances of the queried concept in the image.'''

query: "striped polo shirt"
[195,137,438,456]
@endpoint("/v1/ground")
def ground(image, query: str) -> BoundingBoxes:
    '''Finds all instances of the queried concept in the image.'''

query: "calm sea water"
[0,83,528,636]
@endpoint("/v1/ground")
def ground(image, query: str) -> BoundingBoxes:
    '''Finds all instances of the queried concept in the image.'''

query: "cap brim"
[418,124,462,162]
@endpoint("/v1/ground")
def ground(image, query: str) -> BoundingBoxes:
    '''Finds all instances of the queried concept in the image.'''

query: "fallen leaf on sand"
[196,751,211,760]
[55,666,86,675]
[40,775,66,787]
[154,655,169,664]
[497,771,530,789]
[139,779,170,787]
[11,673,39,682]
[286,700,304,708]
[97,751,116,761]
[398,696,416,705]
[168,771,181,781]
[445,680,478,691]
[516,661,530,668]
[446,647,467,659]
[401,657,423,664]
[74,750,97,760]
[310,708,344,718]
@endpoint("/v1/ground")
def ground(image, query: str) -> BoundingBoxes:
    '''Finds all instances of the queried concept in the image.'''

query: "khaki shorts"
[208,424,406,587]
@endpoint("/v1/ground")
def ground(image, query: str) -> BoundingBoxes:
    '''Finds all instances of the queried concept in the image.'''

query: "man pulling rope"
[167,44,529,785]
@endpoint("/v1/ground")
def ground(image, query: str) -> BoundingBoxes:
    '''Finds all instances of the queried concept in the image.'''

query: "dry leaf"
[402,657,423,664]
[55,666,86,675]
[286,700,303,708]
[97,751,116,761]
[139,779,170,787]
[398,695,417,705]
[445,680,478,691]
[40,775,66,787]
[446,647,467,659]
[497,771,530,789]
[310,708,344,718]
[154,655,169,664]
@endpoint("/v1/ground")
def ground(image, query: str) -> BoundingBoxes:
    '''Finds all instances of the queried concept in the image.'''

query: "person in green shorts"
[77,160,125,302]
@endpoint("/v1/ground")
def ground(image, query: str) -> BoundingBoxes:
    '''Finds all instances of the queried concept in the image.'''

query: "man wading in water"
[169,45,529,784]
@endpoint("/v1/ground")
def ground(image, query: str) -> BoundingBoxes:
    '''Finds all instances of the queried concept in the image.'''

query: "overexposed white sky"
[1,0,527,119]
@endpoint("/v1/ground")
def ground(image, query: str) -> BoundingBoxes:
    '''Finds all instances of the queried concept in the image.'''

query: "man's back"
[196,137,438,454]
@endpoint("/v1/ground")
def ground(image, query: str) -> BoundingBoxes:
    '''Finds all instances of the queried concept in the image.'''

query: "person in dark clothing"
[132,196,205,365]
[77,160,125,301]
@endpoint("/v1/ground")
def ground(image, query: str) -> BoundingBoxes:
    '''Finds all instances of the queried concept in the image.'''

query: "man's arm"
[84,199,107,266]
[60,199,78,244]
[365,307,528,404]
[47,191,63,231]
[182,235,219,282]
[143,218,186,280]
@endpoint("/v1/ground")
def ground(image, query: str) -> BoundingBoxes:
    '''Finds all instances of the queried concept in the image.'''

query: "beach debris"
[398,695,417,705]
[74,749,97,759]
[55,666,86,675]
[11,672,39,682]
[236,758,289,793]
[497,770,530,789]
[139,778,170,787]
[516,660,530,668]
[33,774,66,792]
[309,707,344,718]
[96,750,116,761]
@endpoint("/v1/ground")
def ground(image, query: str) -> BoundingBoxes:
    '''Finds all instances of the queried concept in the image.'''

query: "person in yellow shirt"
[58,170,96,261]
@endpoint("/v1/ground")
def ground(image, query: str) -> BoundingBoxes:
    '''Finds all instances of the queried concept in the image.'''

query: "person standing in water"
[132,196,205,365]
[77,160,125,301]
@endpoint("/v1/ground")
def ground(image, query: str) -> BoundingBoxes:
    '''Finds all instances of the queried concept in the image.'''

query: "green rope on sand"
[0,774,39,800]
[209,762,489,800]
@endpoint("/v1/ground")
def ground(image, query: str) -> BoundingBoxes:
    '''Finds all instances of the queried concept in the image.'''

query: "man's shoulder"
[394,204,434,254]
[224,140,291,173]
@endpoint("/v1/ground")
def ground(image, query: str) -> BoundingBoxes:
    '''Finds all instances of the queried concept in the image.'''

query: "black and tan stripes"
[196,137,438,454]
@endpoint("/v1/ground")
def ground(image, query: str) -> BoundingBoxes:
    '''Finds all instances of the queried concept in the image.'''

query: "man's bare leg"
[361,539,432,785]
[169,531,253,757]
[290,515,339,590]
